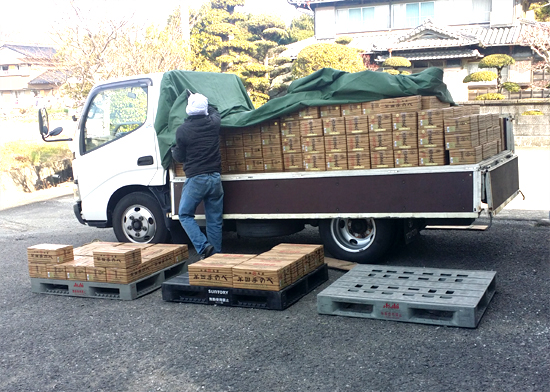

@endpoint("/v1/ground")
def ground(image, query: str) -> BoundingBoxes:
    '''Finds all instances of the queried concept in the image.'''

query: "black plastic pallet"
[30,262,187,300]
[162,263,329,310]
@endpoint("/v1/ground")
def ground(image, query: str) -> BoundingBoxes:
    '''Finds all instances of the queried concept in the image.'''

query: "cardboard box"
[261,133,281,147]
[264,158,284,172]
[259,120,281,133]
[482,140,498,160]
[299,119,324,137]
[243,146,263,159]
[393,130,418,149]
[73,242,122,257]
[348,152,371,170]
[149,244,189,264]
[64,256,92,280]
[449,146,483,165]
[303,153,326,171]
[282,137,302,154]
[377,95,422,113]
[341,103,363,116]
[254,253,303,282]
[445,116,478,133]
[86,266,107,282]
[369,113,392,132]
[324,135,347,153]
[174,163,185,177]
[323,117,346,135]
[45,264,67,279]
[392,112,418,131]
[319,105,341,118]
[188,258,244,288]
[344,115,369,134]
[245,159,265,173]
[326,153,348,171]
[441,106,466,120]
[232,259,294,291]
[281,112,300,122]
[421,96,451,109]
[371,150,395,168]
[361,101,380,116]
[27,244,74,264]
[271,243,324,273]
[226,147,245,160]
[283,153,303,171]
[93,247,141,269]
[301,136,325,154]
[418,109,444,129]
[445,132,480,150]
[418,128,445,148]
[226,160,245,173]
[369,132,393,151]
[242,132,262,146]
[394,149,419,167]
[224,132,243,147]
[262,145,283,159]
[280,120,300,138]
[28,263,48,279]
[418,148,446,166]
[106,265,144,284]
[299,106,320,119]
[347,134,370,152]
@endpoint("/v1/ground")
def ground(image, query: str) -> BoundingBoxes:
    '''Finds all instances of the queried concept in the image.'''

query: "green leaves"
[463,71,498,83]
[382,57,412,68]
[292,43,365,79]
[479,54,515,69]
[475,93,505,100]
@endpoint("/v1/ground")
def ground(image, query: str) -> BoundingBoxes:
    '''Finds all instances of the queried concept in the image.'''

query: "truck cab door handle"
[137,156,154,166]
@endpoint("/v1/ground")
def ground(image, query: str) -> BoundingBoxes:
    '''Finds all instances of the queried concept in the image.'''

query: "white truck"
[38,70,520,263]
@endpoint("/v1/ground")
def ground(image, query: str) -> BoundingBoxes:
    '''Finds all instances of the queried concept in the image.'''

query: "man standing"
[171,93,223,259]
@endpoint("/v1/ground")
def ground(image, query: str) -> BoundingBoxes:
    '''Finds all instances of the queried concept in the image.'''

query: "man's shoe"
[201,244,215,259]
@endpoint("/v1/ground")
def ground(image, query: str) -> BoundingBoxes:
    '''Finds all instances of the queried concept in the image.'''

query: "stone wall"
[457,99,550,148]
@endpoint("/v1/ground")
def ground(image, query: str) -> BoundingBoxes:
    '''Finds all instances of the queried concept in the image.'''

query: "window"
[336,5,389,33]
[471,0,491,23]
[406,2,434,27]
[83,86,148,152]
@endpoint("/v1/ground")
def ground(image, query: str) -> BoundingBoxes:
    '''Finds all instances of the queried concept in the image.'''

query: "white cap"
[186,93,209,116]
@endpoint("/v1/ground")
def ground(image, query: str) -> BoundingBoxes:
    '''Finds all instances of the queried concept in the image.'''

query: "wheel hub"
[331,218,376,252]
[122,205,156,243]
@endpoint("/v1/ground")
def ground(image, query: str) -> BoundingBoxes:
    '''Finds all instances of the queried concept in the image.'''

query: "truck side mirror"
[38,108,49,136]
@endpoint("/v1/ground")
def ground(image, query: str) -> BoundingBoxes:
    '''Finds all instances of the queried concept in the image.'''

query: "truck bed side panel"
[173,171,475,215]
[486,156,519,214]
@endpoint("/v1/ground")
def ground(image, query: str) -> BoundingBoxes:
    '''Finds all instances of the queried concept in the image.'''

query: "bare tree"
[520,20,550,70]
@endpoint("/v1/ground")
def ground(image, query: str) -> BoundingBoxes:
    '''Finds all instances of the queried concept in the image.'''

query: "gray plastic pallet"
[317,264,496,328]
[30,261,187,300]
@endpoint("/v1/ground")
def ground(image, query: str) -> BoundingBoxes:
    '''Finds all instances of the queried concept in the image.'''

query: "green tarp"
[154,67,455,169]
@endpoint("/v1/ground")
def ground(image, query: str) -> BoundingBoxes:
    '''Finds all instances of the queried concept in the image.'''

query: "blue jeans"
[178,173,224,255]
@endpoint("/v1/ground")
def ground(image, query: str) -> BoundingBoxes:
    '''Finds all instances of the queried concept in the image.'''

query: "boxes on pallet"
[226,160,245,173]
[393,130,418,149]
[371,150,394,168]
[28,263,48,279]
[261,133,281,147]
[254,252,304,282]
[262,145,283,159]
[243,145,262,159]
[149,244,189,263]
[323,117,346,135]
[301,136,325,153]
[245,159,264,173]
[445,131,480,150]
[441,106,466,120]
[344,115,369,134]
[392,112,418,131]
[361,101,380,116]
[27,244,74,264]
[394,149,419,167]
[242,132,262,146]
[65,256,92,280]
[282,137,301,154]
[449,146,483,165]
[377,95,422,113]
[226,147,245,161]
[341,103,363,116]
[303,153,326,171]
[369,132,393,151]
[482,140,498,160]
[421,96,451,109]
[106,265,144,284]
[189,258,243,288]
[319,105,341,118]
[283,153,303,171]
[260,120,281,133]
[86,265,107,282]
[280,120,300,138]
[45,263,67,279]
[369,113,392,132]
[232,259,295,291]
[93,247,141,269]
[271,243,324,274]
[348,152,371,170]
[325,135,347,153]
[347,134,370,152]
[264,157,284,172]
[326,153,348,171]
[445,115,478,133]
[224,132,243,147]
[299,119,324,137]
[418,109,444,129]
[418,148,446,166]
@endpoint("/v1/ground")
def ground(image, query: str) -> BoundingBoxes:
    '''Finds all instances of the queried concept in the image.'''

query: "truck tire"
[319,218,395,264]
[113,192,169,243]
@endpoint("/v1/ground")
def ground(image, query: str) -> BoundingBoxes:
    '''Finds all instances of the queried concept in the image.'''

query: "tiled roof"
[2,44,56,60]
[375,49,483,62]
[28,70,67,85]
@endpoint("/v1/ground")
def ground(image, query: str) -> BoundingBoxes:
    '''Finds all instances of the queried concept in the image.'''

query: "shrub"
[335,37,352,45]
[503,82,521,92]
[475,93,505,100]
[292,43,364,78]
[383,69,400,75]
[382,57,411,68]
[463,71,498,83]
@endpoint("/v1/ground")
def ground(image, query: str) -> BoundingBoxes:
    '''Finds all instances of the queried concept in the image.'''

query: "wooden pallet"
[317,264,496,328]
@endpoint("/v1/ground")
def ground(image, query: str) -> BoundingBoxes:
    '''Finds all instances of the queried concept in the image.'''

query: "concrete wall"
[457,99,550,148]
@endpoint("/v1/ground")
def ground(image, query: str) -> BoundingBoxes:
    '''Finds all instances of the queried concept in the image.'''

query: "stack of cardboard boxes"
[188,243,324,291]
[28,242,188,284]
[174,96,506,175]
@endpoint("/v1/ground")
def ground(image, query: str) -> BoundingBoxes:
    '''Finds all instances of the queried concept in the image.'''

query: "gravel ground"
[0,195,548,392]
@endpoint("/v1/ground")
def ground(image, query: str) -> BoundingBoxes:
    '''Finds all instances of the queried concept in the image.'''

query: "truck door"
[73,79,160,223]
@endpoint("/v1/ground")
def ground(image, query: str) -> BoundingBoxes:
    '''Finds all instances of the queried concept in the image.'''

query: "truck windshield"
[83,86,148,152]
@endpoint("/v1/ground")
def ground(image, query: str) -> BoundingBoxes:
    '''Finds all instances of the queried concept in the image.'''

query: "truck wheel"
[113,192,169,243]
[319,218,395,264]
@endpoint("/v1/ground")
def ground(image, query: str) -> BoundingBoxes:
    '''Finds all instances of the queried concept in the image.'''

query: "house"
[286,0,548,101]
[0,44,65,108]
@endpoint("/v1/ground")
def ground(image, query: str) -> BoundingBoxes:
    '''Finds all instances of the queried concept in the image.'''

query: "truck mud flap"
[484,155,519,216]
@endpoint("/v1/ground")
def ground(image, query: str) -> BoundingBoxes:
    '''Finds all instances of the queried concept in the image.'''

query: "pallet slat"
[317,264,496,328]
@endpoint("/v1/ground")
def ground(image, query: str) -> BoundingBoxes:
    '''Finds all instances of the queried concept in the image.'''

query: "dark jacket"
[172,105,221,178]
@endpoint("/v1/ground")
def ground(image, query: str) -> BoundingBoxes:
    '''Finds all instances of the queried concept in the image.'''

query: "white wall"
[315,6,336,39]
